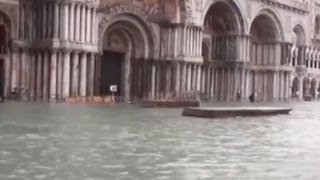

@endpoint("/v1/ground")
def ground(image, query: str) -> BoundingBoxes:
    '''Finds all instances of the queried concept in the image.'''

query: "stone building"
[0,0,319,102]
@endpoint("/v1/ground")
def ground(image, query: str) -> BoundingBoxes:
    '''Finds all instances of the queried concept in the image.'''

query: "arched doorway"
[202,0,245,101]
[99,14,154,102]
[249,10,286,101]
[293,24,306,46]
[303,77,311,100]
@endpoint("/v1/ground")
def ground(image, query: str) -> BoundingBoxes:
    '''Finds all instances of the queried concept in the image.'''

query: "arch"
[250,8,285,42]
[202,0,245,34]
[99,13,155,59]
[292,24,306,46]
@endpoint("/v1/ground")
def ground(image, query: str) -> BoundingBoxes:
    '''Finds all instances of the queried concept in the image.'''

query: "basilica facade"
[0,0,319,102]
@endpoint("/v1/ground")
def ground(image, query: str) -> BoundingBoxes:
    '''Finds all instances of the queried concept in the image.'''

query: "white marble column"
[20,51,27,90]
[80,53,87,96]
[47,2,53,38]
[69,3,75,41]
[63,2,69,40]
[63,51,71,98]
[57,52,63,99]
[11,51,19,90]
[80,5,86,42]
[53,2,59,39]
[75,4,81,41]
[90,7,96,43]
[36,53,42,99]
[4,55,11,97]
[86,6,92,43]
[175,62,180,93]
[50,51,57,101]
[43,52,49,100]
[88,53,95,96]
[42,3,47,38]
[72,51,79,96]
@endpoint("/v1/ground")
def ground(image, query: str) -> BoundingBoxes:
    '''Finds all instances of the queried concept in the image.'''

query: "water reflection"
[0,102,319,179]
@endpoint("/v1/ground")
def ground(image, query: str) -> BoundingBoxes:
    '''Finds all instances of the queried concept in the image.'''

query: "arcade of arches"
[1,0,320,102]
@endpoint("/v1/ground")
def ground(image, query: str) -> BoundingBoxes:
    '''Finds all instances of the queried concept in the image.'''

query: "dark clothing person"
[249,93,255,103]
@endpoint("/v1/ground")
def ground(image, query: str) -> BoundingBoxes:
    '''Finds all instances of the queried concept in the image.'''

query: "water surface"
[0,101,319,179]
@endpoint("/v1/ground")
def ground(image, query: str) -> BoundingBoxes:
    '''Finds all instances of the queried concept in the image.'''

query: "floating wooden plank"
[182,107,292,118]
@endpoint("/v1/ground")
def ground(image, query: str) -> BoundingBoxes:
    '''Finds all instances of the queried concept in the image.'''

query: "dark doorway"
[0,60,4,97]
[99,51,124,96]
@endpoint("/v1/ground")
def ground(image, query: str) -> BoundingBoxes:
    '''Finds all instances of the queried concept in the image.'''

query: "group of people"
[236,89,258,103]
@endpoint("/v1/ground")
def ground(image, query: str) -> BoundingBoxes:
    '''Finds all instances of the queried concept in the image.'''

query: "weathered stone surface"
[0,0,319,103]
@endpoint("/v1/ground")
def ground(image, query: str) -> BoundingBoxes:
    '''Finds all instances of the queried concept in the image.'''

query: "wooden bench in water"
[182,107,292,118]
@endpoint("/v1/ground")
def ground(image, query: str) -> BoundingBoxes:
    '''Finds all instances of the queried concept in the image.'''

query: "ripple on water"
[0,102,319,179]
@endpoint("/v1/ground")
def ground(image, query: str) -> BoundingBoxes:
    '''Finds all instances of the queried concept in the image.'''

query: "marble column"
[75,4,80,41]
[63,2,69,40]
[47,2,53,38]
[20,51,27,90]
[80,53,87,96]
[43,52,49,100]
[298,76,303,101]
[53,2,59,39]
[91,7,96,43]
[63,51,71,98]
[4,55,11,97]
[42,3,47,38]
[175,62,180,94]
[187,64,192,91]
[69,3,75,41]
[36,53,42,99]
[30,53,36,100]
[181,63,186,92]
[57,52,63,99]
[88,53,95,96]
[50,51,57,101]
[11,51,19,90]
[72,51,79,96]
[151,63,156,99]
[86,6,92,43]
[81,5,86,42]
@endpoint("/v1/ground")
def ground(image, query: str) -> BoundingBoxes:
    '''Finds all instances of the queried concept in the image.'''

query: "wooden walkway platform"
[182,107,292,118]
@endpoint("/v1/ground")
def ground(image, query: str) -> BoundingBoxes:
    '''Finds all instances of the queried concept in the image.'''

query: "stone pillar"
[88,53,95,96]
[91,7,96,43]
[80,53,87,96]
[30,53,36,100]
[181,63,186,92]
[36,53,42,99]
[11,51,19,90]
[187,64,192,91]
[69,3,75,41]
[72,51,79,96]
[57,52,63,99]
[175,62,180,94]
[4,55,11,97]
[63,51,71,98]
[50,51,57,101]
[20,51,27,90]
[298,76,303,101]
[43,52,49,100]
[63,2,69,40]
[124,51,132,102]
[86,6,92,43]
[151,63,156,99]
[53,2,59,39]
[42,2,47,38]
[75,4,81,41]
[47,2,53,38]
[81,5,86,42]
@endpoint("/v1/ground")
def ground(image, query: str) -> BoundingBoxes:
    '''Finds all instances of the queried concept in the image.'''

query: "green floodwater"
[0,101,319,180]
